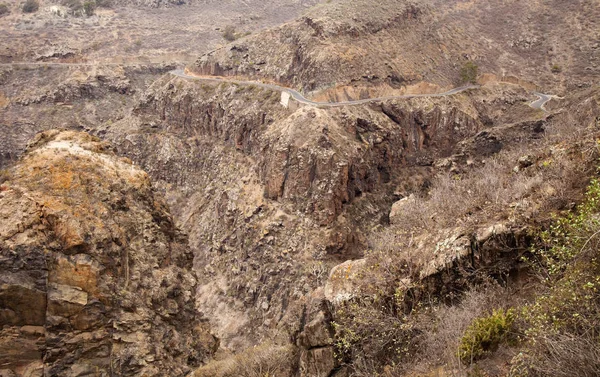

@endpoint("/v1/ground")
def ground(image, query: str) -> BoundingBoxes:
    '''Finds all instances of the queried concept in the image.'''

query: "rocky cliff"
[0,130,215,376]
[100,72,485,353]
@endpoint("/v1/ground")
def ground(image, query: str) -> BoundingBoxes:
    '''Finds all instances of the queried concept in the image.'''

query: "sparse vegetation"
[83,0,96,16]
[458,308,515,364]
[380,148,582,237]
[193,343,296,377]
[22,0,39,13]
[327,95,600,375]
[514,176,600,376]
[551,63,562,73]
[0,3,10,16]
[460,61,479,84]
[420,284,514,373]
[0,169,10,184]
[1,1,600,376]
[222,25,240,42]
[332,297,421,376]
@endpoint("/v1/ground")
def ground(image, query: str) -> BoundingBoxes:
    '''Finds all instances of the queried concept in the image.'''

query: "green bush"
[458,308,515,364]
[83,0,95,16]
[551,64,562,73]
[533,177,600,278]
[222,25,239,42]
[0,3,10,16]
[22,0,39,13]
[460,61,479,84]
[515,176,600,376]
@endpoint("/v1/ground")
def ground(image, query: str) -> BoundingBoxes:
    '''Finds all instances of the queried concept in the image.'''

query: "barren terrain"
[0,1,599,377]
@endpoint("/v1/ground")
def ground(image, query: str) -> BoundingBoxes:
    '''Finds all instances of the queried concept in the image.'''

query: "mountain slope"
[193,0,599,94]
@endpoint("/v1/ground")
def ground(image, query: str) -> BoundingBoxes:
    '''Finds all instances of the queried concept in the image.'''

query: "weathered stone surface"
[324,259,367,305]
[0,130,213,376]
[298,311,333,349]
[389,194,416,224]
[299,346,337,377]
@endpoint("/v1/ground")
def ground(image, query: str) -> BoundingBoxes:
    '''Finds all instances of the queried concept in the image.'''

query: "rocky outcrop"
[193,0,431,92]
[0,130,214,376]
[129,75,481,227]
[15,66,131,106]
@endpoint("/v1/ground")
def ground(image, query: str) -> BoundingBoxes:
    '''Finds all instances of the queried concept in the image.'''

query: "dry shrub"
[419,284,513,373]
[193,343,296,377]
[387,143,588,237]
[333,297,421,377]
[512,176,600,376]
[524,334,600,377]
[0,169,10,184]
[22,0,38,13]
[222,25,239,42]
[0,3,9,16]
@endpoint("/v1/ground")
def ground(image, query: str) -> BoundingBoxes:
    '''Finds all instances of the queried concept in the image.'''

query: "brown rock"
[0,131,213,376]
[299,346,336,377]
[298,311,334,349]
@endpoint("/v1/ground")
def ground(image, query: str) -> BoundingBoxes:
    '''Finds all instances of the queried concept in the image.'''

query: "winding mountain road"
[169,69,479,107]
[1,62,555,110]
[530,92,553,111]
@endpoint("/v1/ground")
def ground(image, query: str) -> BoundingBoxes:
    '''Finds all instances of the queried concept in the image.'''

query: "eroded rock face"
[103,74,483,350]
[0,130,214,376]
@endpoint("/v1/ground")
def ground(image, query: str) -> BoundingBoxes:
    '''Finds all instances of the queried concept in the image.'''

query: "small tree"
[22,0,39,13]
[460,61,479,84]
[83,0,95,16]
[222,25,238,42]
[0,3,10,16]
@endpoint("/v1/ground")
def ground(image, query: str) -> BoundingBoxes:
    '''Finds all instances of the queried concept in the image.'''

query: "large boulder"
[0,130,214,376]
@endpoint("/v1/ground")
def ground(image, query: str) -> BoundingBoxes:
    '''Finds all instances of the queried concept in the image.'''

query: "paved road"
[1,62,553,110]
[170,69,480,107]
[530,92,553,111]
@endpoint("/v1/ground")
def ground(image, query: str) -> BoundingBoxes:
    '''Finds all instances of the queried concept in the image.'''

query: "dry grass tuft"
[193,343,297,377]
[517,334,600,377]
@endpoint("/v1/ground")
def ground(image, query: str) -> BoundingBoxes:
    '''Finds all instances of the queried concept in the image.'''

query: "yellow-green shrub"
[514,177,600,376]
[458,308,515,364]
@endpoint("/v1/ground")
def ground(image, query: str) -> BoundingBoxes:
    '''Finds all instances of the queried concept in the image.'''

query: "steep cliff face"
[103,74,483,350]
[0,130,214,376]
